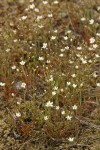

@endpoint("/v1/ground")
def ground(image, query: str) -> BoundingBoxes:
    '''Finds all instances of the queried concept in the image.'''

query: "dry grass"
[0,0,100,149]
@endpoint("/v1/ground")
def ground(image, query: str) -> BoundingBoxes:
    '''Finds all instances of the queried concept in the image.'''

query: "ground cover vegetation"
[0,0,100,149]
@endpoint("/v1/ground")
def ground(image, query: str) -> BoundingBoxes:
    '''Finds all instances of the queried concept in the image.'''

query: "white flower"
[25,8,29,12]
[72,105,77,110]
[6,48,10,52]
[13,30,17,34]
[45,101,53,107]
[81,17,86,21]
[17,68,19,72]
[13,39,17,43]
[11,65,16,70]
[67,82,71,86]
[68,137,74,142]
[42,43,47,49]
[56,106,60,110]
[81,58,87,64]
[48,13,53,18]
[21,82,26,89]
[72,84,77,88]
[95,54,100,58]
[15,112,21,117]
[44,116,48,120]
[49,76,53,82]
[97,6,100,11]
[89,37,95,44]
[20,60,25,65]
[75,65,79,69]
[11,93,15,97]
[71,74,76,78]
[80,83,83,87]
[43,1,48,4]
[17,101,21,105]
[88,59,92,63]
[69,61,74,64]
[52,91,56,96]
[29,4,35,9]
[59,53,64,57]
[82,59,87,64]
[66,115,72,121]
[96,33,100,36]
[0,82,5,87]
[89,47,93,51]
[97,83,100,87]
[93,44,98,49]
[38,25,44,28]
[65,46,69,50]
[63,36,68,40]
[53,0,59,4]
[76,54,81,57]
[51,36,56,40]
[37,15,43,21]
[92,71,98,78]
[53,86,58,91]
[21,16,27,20]
[67,30,71,33]
[34,8,39,12]
[60,88,64,92]
[89,19,94,24]
[61,49,65,52]
[38,56,44,61]
[54,29,58,33]
[61,110,65,115]
[47,60,50,63]
[77,46,82,50]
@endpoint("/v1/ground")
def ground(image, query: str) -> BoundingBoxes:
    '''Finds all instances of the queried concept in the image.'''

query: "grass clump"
[0,0,100,149]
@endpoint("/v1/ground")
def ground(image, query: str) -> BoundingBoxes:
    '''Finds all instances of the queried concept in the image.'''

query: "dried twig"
[19,137,40,150]
[75,116,100,131]
[68,143,90,149]
[6,107,16,120]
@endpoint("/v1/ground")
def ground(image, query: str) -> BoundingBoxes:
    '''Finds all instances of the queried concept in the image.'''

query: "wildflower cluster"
[0,0,100,148]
